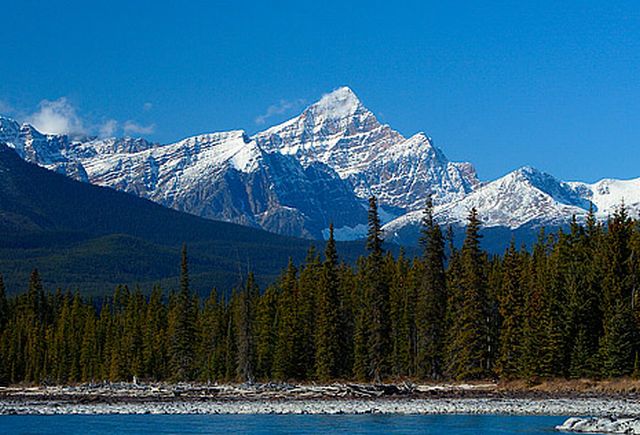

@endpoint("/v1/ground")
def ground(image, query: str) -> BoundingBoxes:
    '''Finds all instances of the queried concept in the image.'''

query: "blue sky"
[0,0,638,182]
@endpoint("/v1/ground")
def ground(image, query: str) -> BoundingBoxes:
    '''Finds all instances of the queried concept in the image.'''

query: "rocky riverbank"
[1,381,639,417]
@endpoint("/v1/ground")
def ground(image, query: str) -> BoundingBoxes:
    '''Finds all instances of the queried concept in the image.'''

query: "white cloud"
[143,102,153,112]
[123,120,155,135]
[99,119,119,137]
[255,98,305,125]
[27,97,85,135]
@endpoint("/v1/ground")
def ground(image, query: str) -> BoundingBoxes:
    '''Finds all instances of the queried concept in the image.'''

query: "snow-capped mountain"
[255,87,479,212]
[0,116,89,181]
[0,87,478,240]
[1,86,638,244]
[383,166,640,245]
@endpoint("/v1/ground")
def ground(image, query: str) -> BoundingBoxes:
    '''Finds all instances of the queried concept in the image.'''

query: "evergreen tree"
[0,274,7,331]
[273,260,298,380]
[255,285,278,380]
[496,240,524,378]
[315,224,341,381]
[297,247,320,379]
[365,196,390,382]
[235,273,258,382]
[169,245,196,381]
[447,208,490,380]
[415,198,447,379]
[521,230,552,378]
[599,205,636,376]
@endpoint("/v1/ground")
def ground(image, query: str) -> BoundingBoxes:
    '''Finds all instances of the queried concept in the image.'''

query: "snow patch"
[323,223,369,241]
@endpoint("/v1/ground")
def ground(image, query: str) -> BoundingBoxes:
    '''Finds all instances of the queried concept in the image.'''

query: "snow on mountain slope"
[0,116,89,181]
[255,87,401,177]
[2,88,478,239]
[384,167,588,239]
[433,167,590,229]
[570,178,640,218]
[254,87,479,212]
[1,115,366,239]
[384,167,640,245]
[359,133,480,210]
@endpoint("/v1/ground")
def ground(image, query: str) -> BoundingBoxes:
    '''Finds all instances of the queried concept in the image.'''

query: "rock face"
[1,87,638,243]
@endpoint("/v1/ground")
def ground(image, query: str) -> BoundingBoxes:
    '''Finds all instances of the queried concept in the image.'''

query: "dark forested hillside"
[0,145,381,295]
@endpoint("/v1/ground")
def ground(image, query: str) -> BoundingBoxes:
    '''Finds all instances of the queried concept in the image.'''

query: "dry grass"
[498,378,640,394]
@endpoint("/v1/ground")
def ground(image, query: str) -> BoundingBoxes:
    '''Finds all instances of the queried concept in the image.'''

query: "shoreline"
[2,382,640,416]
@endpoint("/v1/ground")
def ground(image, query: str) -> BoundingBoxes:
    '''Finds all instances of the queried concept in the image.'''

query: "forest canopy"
[1,199,639,385]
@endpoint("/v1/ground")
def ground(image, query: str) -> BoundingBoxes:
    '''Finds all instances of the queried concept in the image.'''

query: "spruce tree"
[297,247,320,379]
[365,196,390,382]
[599,204,636,375]
[496,240,524,378]
[235,273,257,382]
[273,259,298,380]
[416,198,447,379]
[169,245,196,381]
[447,208,490,380]
[255,285,278,380]
[315,224,341,381]
[521,229,552,378]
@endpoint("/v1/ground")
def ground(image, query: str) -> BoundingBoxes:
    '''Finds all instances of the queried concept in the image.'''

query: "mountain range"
[1,86,639,246]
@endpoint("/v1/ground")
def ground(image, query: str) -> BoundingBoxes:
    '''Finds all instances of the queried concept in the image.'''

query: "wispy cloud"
[99,119,119,137]
[0,100,14,115]
[123,120,155,135]
[10,97,158,138]
[255,98,305,125]
[27,97,86,135]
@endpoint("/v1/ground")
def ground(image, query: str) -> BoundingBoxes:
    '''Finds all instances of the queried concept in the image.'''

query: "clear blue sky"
[1,0,638,182]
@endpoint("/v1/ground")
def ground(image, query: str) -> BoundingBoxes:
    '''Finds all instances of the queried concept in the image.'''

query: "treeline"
[1,197,640,385]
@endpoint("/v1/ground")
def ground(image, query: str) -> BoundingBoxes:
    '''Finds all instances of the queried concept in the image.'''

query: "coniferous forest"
[1,197,640,386]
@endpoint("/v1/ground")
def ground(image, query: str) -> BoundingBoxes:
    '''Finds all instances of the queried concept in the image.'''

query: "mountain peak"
[308,86,363,119]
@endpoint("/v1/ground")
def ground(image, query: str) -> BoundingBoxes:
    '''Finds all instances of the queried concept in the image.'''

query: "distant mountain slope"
[384,166,640,247]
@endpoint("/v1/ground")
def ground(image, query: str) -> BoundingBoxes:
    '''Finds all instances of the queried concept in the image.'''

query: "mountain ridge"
[1,86,638,244]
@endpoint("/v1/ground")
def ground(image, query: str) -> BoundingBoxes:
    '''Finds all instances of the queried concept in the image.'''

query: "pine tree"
[169,245,196,381]
[521,229,552,378]
[235,273,258,382]
[297,247,320,379]
[599,204,636,376]
[388,250,413,377]
[315,224,341,381]
[365,196,390,382]
[352,257,370,381]
[0,274,6,330]
[273,260,298,380]
[255,285,278,380]
[496,240,524,378]
[447,208,490,380]
[143,286,167,380]
[80,306,99,382]
[416,198,447,379]
[0,274,8,385]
